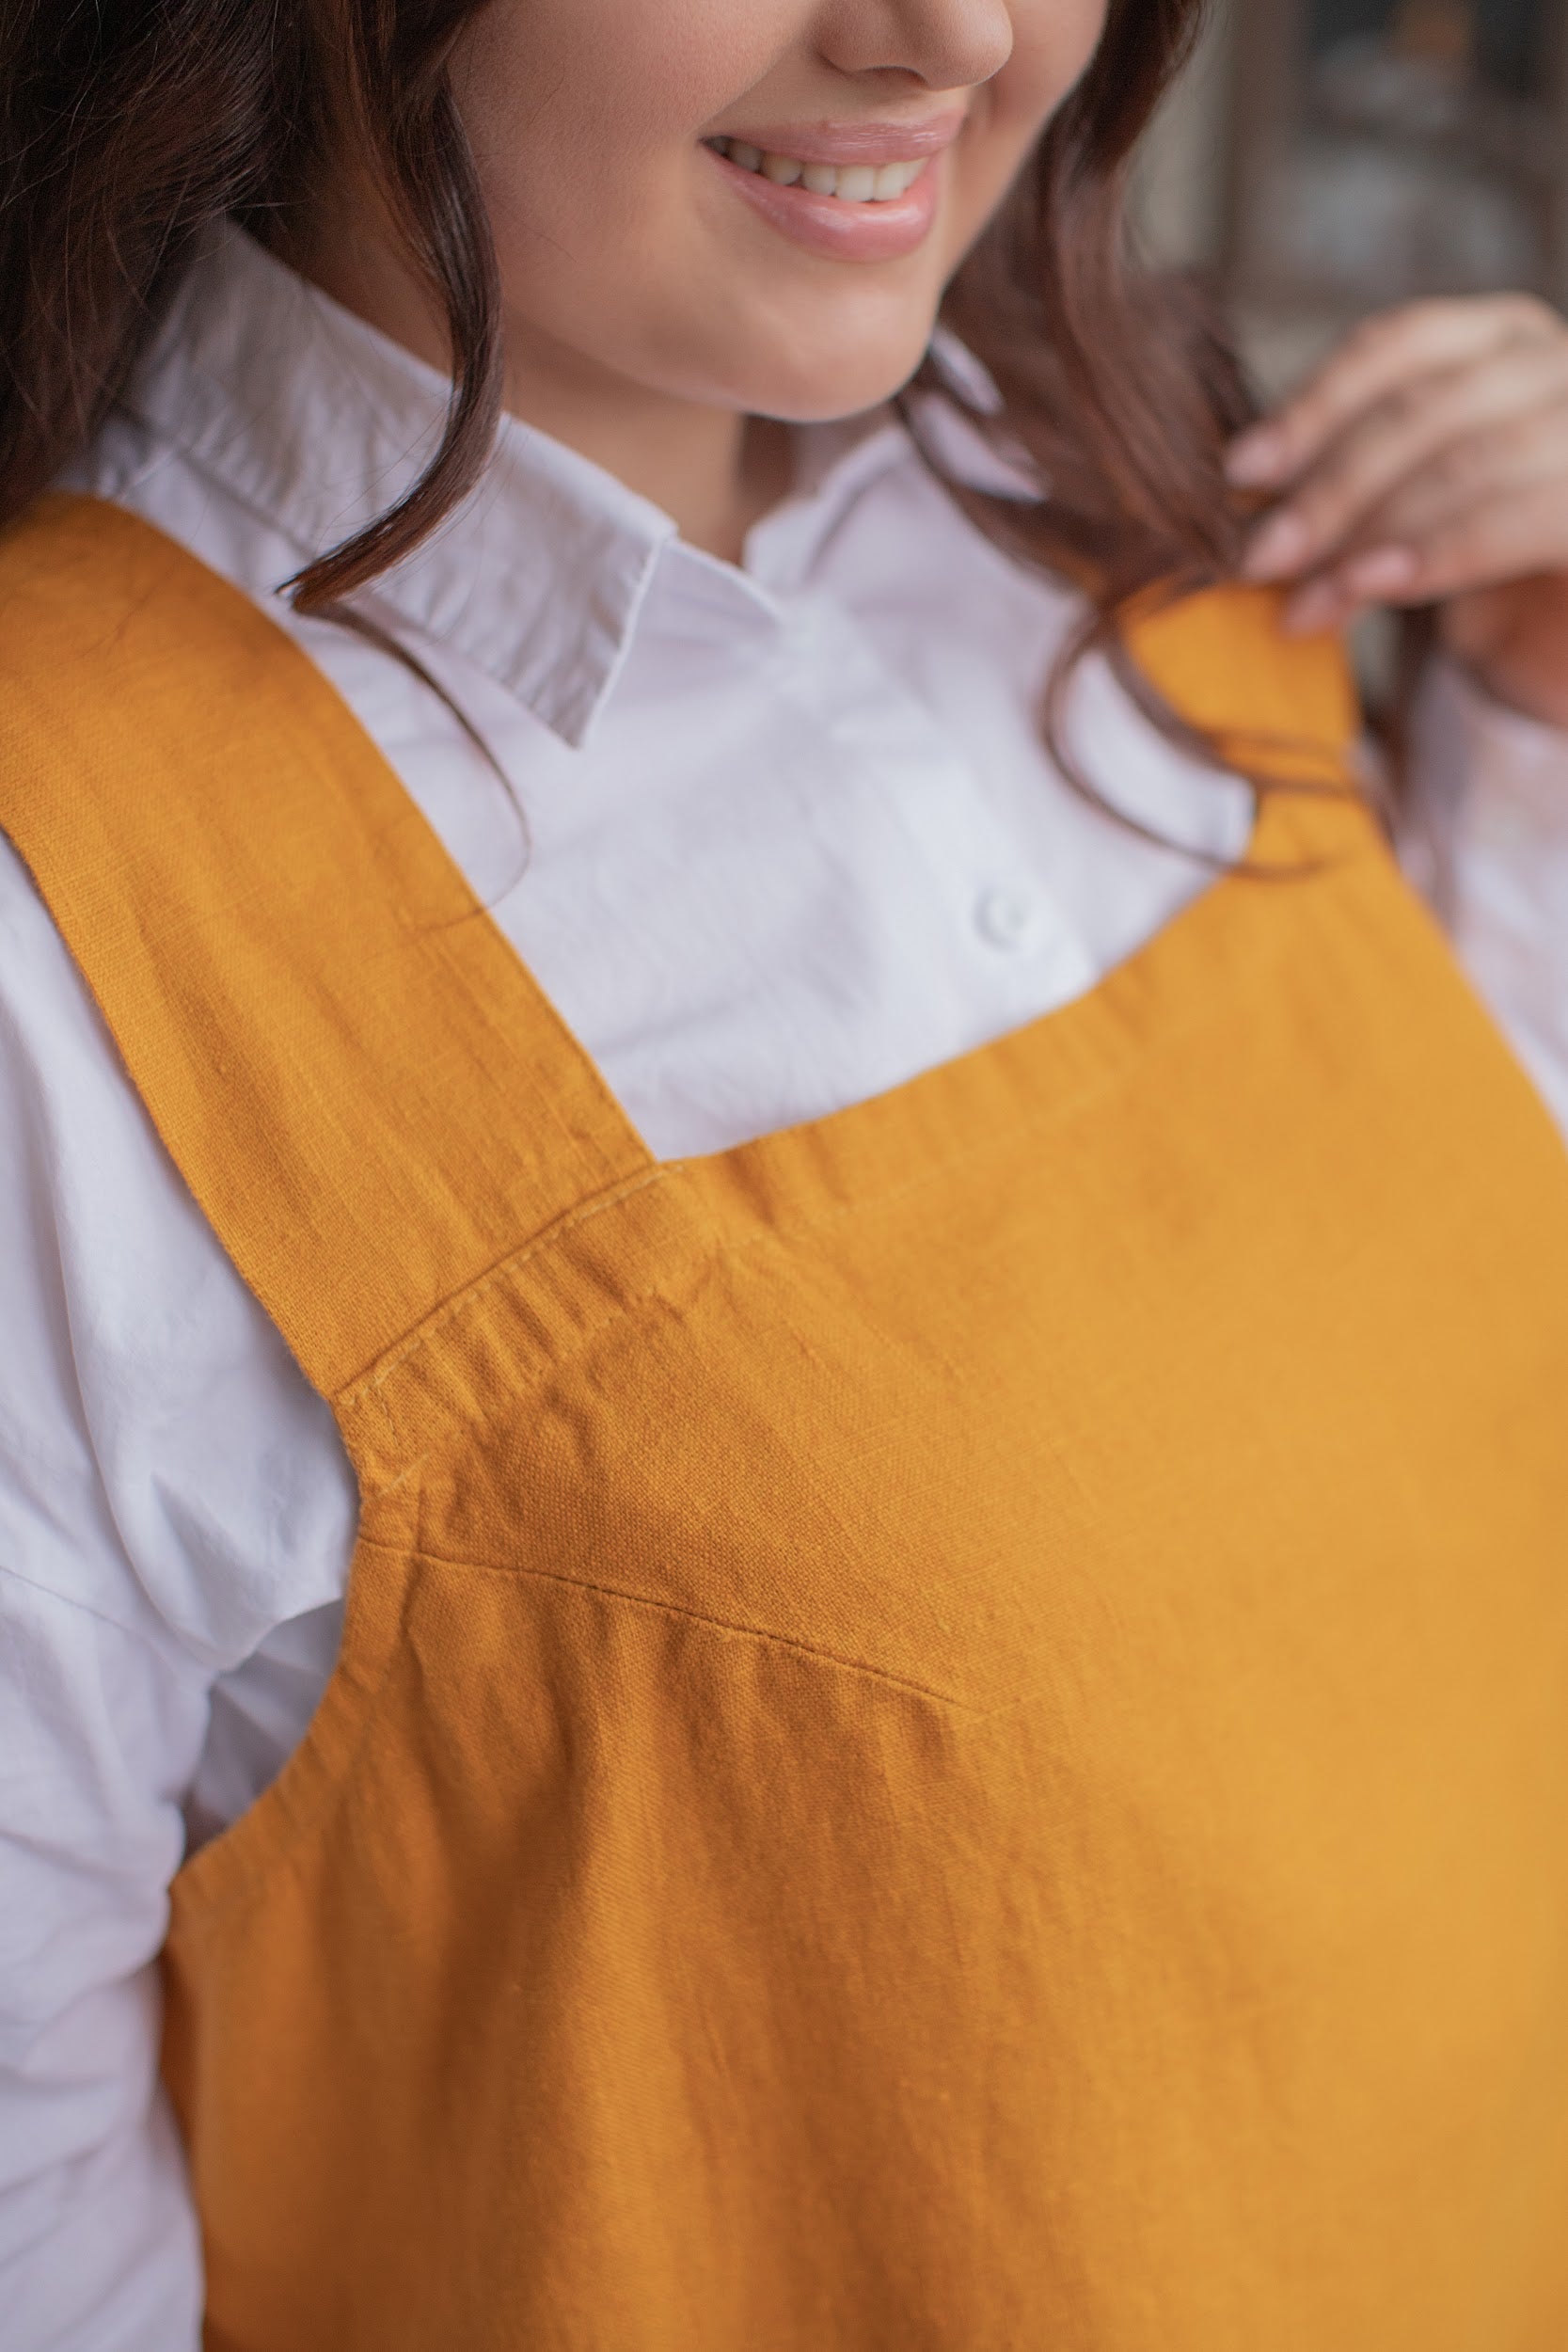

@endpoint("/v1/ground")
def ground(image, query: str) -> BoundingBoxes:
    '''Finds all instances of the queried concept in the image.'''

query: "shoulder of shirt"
[54,408,310,612]
[0,747,356,1677]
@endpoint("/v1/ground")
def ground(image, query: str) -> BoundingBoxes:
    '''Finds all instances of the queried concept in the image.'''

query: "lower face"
[452,0,1112,426]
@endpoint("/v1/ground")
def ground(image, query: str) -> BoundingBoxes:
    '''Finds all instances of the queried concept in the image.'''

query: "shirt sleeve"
[0,1575,206,2350]
[1397,657,1568,1141]
[0,833,356,2350]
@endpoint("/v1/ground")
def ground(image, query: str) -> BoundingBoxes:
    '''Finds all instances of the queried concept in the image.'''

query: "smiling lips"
[703,112,963,262]
[707,138,929,207]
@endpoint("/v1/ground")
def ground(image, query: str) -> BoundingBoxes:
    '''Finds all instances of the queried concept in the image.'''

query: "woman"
[2,2,1567,2344]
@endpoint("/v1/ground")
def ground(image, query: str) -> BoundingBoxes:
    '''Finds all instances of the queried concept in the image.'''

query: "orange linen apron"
[2,495,1567,2352]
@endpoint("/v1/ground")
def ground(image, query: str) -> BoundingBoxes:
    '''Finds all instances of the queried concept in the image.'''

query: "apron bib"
[3,496,1567,2351]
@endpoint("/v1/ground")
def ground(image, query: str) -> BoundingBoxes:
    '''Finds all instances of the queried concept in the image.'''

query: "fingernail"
[1343,546,1420,598]
[1282,580,1342,637]
[1243,510,1313,581]
[1226,429,1286,488]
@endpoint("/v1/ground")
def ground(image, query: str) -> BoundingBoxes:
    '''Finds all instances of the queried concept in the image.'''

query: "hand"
[1227,295,1568,729]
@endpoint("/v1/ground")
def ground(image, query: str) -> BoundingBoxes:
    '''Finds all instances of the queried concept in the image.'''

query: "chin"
[731,320,941,427]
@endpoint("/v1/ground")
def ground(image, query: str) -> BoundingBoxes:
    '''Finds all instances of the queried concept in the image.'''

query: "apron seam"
[336,1163,668,1414]
[355,1533,990,1714]
[338,980,1259,1464]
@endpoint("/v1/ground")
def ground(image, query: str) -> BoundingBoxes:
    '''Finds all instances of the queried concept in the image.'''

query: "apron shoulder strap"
[1127,581,1368,841]
[1129,581,1361,763]
[0,496,653,1400]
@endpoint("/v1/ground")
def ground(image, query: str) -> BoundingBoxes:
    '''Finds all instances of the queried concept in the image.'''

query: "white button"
[974,884,1043,953]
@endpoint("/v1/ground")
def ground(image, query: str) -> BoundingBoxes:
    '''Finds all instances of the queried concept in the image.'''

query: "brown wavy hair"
[0,0,1344,827]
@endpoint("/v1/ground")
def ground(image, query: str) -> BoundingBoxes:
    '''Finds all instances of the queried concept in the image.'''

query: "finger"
[1329,405,1568,559]
[1230,295,1560,487]
[1282,477,1568,634]
[1227,294,1562,488]
[1242,345,1568,583]
[1383,482,1568,603]
[1281,551,1422,637]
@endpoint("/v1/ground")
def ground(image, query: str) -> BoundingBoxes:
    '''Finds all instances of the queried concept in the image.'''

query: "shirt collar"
[127,224,684,748]
[125,225,1026,750]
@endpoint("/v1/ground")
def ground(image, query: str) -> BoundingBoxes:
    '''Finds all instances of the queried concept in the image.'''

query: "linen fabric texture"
[2,496,1567,2349]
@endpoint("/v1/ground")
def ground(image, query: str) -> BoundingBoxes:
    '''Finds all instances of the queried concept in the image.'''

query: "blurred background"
[1137,0,1568,394]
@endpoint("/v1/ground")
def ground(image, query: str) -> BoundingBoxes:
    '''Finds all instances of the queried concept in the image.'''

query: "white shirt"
[3,225,1566,2349]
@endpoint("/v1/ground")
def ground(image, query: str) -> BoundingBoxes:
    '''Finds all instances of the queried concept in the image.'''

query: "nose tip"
[937,0,1017,90]
[826,0,1015,98]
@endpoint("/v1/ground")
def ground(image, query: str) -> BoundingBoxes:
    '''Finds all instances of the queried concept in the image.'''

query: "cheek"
[458,0,788,228]
[945,0,1112,251]
[1001,0,1112,107]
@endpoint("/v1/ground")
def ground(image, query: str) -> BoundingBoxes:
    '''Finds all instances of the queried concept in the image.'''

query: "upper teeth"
[710,139,927,204]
